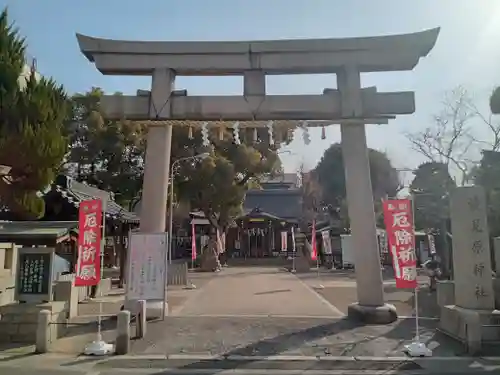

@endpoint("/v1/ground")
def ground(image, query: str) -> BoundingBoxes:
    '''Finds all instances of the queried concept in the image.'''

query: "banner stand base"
[347,302,397,324]
[184,283,197,290]
[84,340,114,356]
[404,341,432,357]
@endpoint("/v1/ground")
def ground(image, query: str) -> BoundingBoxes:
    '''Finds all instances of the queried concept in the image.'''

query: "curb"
[96,354,500,362]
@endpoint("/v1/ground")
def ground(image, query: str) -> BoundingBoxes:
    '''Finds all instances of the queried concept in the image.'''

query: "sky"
[3,0,500,179]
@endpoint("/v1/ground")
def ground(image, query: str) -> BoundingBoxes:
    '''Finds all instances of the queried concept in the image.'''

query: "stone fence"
[0,275,112,343]
[167,261,188,286]
[0,301,67,343]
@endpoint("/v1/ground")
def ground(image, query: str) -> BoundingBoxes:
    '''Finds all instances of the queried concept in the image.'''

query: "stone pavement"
[0,266,499,373]
[296,268,439,318]
[129,315,464,357]
[3,346,500,374]
[175,267,342,317]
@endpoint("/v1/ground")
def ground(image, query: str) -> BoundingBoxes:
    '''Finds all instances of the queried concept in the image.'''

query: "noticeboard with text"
[126,232,167,301]
[16,248,55,303]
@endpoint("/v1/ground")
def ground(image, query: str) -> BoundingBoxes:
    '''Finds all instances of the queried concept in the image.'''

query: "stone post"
[137,300,147,338]
[450,186,494,310]
[115,310,131,355]
[493,237,500,274]
[35,309,51,353]
[139,68,175,233]
[337,66,396,323]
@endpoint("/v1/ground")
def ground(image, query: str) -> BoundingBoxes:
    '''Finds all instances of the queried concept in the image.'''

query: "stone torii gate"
[76,28,439,323]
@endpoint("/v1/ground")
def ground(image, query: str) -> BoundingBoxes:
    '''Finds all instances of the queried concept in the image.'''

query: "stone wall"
[0,301,68,343]
[0,243,18,307]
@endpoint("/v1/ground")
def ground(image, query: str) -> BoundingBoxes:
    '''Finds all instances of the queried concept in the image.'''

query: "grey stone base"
[347,303,398,324]
[440,305,500,350]
[124,300,169,320]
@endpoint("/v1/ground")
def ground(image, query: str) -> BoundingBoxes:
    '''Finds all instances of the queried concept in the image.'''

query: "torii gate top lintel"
[76,28,440,76]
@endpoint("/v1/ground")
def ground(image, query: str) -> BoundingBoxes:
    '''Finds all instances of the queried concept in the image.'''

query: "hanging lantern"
[321,126,326,140]
[233,121,241,144]
[188,126,193,139]
[201,122,210,146]
[266,121,274,145]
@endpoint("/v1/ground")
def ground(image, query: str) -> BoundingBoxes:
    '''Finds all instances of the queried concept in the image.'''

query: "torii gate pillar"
[140,69,174,233]
[338,67,395,322]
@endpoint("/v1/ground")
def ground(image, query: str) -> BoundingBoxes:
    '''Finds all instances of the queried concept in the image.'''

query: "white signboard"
[126,233,167,301]
[321,230,332,254]
[341,234,355,267]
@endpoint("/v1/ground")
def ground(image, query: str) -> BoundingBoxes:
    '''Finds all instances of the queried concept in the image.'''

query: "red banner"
[75,199,102,287]
[382,199,417,289]
[311,220,317,261]
[191,222,197,260]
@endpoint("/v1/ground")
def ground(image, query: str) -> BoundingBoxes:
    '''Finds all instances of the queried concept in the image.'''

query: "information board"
[18,252,51,294]
[126,232,167,301]
[16,248,55,303]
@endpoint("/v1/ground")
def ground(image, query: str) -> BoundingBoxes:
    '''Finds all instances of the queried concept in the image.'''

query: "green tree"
[473,150,500,237]
[409,161,455,275]
[490,87,500,114]
[409,162,455,231]
[314,143,401,227]
[0,9,68,218]
[65,88,146,207]
[174,126,283,235]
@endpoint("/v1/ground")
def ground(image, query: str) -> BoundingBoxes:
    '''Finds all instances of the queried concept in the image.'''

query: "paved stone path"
[128,315,463,357]
[174,267,343,317]
[296,269,439,318]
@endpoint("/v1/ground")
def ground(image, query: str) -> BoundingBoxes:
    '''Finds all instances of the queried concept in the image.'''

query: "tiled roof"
[260,173,299,186]
[243,188,302,221]
[0,221,77,240]
[53,176,139,224]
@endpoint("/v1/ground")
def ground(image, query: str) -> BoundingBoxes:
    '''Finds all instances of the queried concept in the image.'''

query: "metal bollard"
[137,300,147,338]
[35,310,51,353]
[115,310,131,355]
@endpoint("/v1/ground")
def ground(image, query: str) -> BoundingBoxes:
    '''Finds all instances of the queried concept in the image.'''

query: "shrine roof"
[0,221,77,242]
[243,189,302,221]
[50,175,139,224]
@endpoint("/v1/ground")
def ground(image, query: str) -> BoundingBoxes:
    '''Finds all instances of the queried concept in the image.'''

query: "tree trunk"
[439,220,452,279]
[118,224,127,288]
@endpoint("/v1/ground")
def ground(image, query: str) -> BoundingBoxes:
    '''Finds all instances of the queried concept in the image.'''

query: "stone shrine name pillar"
[139,68,175,233]
[450,186,494,310]
[337,66,394,323]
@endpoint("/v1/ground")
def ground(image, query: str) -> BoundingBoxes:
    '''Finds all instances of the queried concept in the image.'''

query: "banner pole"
[291,227,296,273]
[316,256,324,289]
[96,207,105,342]
[84,198,113,356]
[403,194,431,357]
[411,194,420,342]
[161,232,168,321]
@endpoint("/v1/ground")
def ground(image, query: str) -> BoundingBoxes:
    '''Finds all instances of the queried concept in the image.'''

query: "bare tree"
[404,86,500,185]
